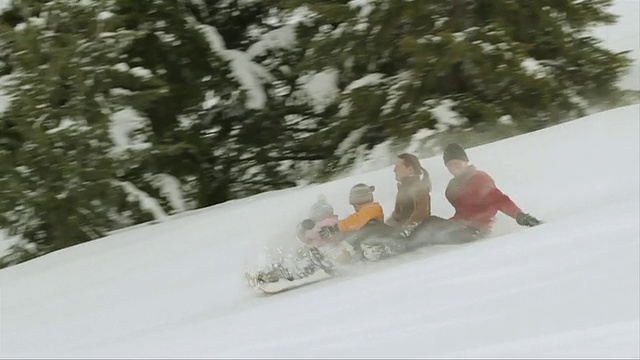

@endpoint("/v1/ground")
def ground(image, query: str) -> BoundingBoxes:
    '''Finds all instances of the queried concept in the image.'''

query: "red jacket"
[445,166,521,232]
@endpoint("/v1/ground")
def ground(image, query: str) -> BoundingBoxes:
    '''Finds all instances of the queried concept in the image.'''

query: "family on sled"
[253,143,542,284]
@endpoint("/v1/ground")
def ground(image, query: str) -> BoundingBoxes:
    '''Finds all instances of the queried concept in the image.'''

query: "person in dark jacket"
[407,143,542,248]
[388,153,432,238]
[345,153,433,259]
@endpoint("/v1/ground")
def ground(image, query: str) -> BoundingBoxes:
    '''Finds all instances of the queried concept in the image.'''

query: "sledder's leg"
[406,216,482,250]
[358,235,407,260]
[307,247,337,276]
[342,222,399,260]
[343,221,407,261]
[247,263,294,285]
[247,246,336,288]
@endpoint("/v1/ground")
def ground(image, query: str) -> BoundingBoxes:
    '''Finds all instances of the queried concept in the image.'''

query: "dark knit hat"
[349,183,375,205]
[443,143,469,164]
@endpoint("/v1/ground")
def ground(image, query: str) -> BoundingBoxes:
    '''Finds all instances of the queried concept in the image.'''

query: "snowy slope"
[1,104,638,358]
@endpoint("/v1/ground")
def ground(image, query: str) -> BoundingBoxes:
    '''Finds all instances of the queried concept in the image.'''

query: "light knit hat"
[308,194,334,221]
[348,183,375,205]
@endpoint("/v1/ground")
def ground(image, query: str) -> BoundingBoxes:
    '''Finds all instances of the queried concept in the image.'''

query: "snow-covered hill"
[1,104,638,358]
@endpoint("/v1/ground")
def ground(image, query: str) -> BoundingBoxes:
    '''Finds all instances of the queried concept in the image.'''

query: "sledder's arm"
[478,172,542,227]
[319,203,384,239]
[337,203,384,232]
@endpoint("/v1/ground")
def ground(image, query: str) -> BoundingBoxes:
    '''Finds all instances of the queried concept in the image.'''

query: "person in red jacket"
[443,143,541,233]
[406,143,542,248]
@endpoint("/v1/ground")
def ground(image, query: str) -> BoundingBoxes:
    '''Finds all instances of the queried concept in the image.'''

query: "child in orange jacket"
[317,183,384,239]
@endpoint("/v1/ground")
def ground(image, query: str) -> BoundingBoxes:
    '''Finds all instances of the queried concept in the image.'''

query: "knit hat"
[443,143,469,164]
[308,195,335,221]
[348,183,375,205]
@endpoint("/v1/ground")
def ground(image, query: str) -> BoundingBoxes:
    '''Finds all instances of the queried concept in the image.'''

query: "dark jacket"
[445,166,521,232]
[391,175,431,227]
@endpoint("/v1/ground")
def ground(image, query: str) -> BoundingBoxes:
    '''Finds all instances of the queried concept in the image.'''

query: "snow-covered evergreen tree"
[114,0,325,205]
[0,0,324,260]
[0,0,165,250]
[282,0,632,173]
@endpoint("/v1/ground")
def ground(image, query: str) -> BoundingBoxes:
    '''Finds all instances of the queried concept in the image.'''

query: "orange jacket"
[337,202,384,232]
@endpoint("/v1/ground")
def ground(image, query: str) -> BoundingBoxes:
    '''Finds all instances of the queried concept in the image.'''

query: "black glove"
[300,219,316,231]
[516,212,542,227]
[297,219,317,243]
[319,224,339,239]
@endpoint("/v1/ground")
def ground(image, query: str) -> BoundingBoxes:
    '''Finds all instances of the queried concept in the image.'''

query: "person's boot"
[256,263,293,283]
[307,247,336,276]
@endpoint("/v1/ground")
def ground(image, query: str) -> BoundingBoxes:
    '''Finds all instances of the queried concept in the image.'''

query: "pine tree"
[205,1,330,195]
[114,0,326,206]
[112,0,255,207]
[0,0,328,261]
[281,0,632,173]
[0,0,165,250]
